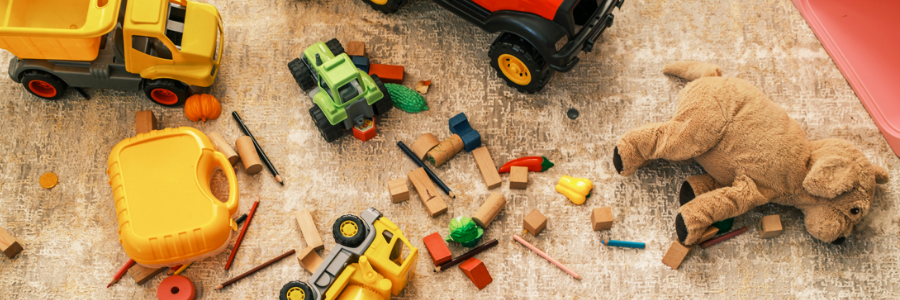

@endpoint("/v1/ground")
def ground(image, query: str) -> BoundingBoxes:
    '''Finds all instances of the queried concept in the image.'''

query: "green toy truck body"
[288,39,393,142]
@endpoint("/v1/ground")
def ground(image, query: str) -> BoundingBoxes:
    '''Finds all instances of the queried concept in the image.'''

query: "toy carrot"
[499,156,554,173]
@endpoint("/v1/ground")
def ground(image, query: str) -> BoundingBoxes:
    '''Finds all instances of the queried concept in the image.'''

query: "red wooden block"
[368,64,404,84]
[423,232,452,266]
[459,258,492,290]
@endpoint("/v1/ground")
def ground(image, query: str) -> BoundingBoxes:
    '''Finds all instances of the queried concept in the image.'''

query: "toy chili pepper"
[498,156,554,173]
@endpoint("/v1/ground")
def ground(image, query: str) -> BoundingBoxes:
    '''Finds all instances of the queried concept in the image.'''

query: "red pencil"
[225,198,260,270]
[700,227,749,249]
[107,258,136,288]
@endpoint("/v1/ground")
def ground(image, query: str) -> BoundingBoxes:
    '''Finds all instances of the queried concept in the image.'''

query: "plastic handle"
[212,152,240,216]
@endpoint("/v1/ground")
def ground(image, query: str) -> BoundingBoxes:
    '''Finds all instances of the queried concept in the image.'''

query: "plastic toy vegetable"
[184,94,221,122]
[446,216,483,247]
[499,156,554,173]
[556,176,593,205]
[386,83,429,113]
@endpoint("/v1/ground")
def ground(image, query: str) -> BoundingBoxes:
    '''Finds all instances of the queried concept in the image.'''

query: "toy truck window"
[337,80,363,103]
[165,3,187,49]
[132,36,173,60]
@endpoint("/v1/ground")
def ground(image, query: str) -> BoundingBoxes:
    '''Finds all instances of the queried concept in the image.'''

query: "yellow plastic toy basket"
[107,127,239,268]
[0,0,121,61]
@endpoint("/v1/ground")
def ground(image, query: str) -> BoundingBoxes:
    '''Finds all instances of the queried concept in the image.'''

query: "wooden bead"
[426,134,464,167]
[472,193,506,229]
[208,132,239,165]
[410,133,439,160]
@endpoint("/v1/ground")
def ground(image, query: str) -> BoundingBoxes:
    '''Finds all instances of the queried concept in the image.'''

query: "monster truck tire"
[310,105,344,142]
[371,74,394,115]
[488,33,553,94]
[288,58,316,91]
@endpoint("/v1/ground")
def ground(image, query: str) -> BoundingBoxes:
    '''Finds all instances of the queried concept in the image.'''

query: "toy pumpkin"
[184,94,221,122]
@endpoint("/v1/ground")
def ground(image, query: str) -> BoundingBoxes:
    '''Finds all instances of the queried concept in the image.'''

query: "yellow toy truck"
[1,0,223,106]
[280,208,418,300]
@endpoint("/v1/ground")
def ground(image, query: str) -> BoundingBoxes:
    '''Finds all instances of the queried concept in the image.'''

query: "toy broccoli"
[446,216,483,247]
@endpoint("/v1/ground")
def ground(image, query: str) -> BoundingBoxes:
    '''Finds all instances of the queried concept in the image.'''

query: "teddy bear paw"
[675,214,688,244]
[612,144,646,177]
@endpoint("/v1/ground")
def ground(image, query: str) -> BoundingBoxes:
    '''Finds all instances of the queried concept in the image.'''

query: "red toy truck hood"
[473,0,564,20]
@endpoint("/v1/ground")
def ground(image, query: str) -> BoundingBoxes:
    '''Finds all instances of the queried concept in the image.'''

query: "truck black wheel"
[288,58,316,91]
[325,38,345,56]
[370,74,394,115]
[279,281,313,300]
[21,70,68,100]
[360,0,406,13]
[143,79,190,106]
[488,33,552,94]
[333,215,367,248]
[310,105,344,142]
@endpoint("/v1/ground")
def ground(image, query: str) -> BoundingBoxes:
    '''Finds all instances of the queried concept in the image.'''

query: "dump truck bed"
[0,0,121,61]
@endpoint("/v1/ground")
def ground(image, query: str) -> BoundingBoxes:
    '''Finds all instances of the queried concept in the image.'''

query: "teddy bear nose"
[831,237,846,245]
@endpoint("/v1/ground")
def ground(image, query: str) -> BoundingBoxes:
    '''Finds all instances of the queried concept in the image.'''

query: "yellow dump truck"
[1,0,223,106]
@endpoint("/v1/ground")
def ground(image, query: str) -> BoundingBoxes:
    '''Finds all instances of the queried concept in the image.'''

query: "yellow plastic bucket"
[0,0,121,61]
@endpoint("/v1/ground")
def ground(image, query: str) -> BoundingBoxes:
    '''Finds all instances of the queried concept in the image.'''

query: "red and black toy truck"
[361,0,623,93]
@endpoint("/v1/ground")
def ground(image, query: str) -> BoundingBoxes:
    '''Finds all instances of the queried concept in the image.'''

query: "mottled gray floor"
[1,0,898,299]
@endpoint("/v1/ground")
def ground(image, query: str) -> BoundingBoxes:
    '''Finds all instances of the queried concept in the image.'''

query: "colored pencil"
[173,262,192,276]
[235,213,248,225]
[232,112,283,185]
[603,239,646,249]
[396,141,456,198]
[225,198,260,270]
[216,249,296,290]
[167,265,182,275]
[107,259,135,288]
[700,227,749,249]
[513,234,581,280]
[435,239,498,272]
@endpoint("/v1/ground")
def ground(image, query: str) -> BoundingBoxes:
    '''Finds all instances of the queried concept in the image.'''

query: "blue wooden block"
[351,56,370,73]
[449,113,481,152]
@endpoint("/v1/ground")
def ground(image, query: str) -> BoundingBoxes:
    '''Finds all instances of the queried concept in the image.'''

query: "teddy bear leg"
[679,174,722,206]
[676,175,769,244]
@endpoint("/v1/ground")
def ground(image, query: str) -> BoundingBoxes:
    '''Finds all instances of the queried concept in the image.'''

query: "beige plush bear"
[613,61,889,245]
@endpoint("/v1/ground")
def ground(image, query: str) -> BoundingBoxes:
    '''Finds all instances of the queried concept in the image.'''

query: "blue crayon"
[604,239,645,249]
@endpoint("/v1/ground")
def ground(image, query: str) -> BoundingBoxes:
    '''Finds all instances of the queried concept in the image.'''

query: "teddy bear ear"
[803,156,856,198]
[873,165,889,184]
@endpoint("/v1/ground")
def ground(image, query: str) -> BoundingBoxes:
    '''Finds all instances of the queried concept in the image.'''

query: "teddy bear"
[612,61,889,245]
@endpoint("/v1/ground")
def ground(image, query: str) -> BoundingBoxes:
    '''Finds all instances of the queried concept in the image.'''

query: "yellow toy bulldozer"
[280,208,418,300]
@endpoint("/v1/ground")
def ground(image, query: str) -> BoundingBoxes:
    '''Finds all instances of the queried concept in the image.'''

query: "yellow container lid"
[0,0,121,38]
[107,127,239,267]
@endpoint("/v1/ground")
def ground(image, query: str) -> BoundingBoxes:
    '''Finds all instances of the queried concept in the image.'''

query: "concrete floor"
[0,0,898,299]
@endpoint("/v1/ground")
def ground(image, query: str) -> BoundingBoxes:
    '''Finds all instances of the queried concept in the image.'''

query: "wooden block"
[509,166,528,189]
[235,136,263,174]
[472,147,501,189]
[0,225,22,259]
[346,41,366,57]
[128,264,166,284]
[459,258,492,290]
[472,193,506,229]
[423,232,452,266]
[410,133,439,160]
[368,63,404,84]
[591,207,613,231]
[760,215,783,238]
[297,246,323,273]
[135,110,157,135]
[699,227,719,243]
[208,132,240,165]
[295,210,324,251]
[387,178,409,203]
[425,134,464,167]
[662,241,691,270]
[408,167,448,217]
[523,209,547,236]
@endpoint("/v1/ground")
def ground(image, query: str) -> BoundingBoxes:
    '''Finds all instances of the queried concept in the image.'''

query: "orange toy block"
[423,232,452,266]
[369,64,404,84]
[459,258,492,290]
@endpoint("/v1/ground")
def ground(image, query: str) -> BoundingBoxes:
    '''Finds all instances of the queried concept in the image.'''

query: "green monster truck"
[288,39,393,142]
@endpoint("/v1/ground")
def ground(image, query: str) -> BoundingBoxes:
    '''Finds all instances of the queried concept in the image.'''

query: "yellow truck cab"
[2,0,223,106]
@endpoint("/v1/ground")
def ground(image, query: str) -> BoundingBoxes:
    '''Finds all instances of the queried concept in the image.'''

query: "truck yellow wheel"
[286,287,305,300]
[497,54,532,86]
[280,281,313,300]
[340,220,358,237]
[360,0,405,13]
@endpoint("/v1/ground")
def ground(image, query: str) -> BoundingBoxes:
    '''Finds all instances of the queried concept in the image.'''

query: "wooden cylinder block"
[235,136,263,174]
[472,193,506,229]
[208,132,240,165]
[410,133,440,160]
[426,134,464,167]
